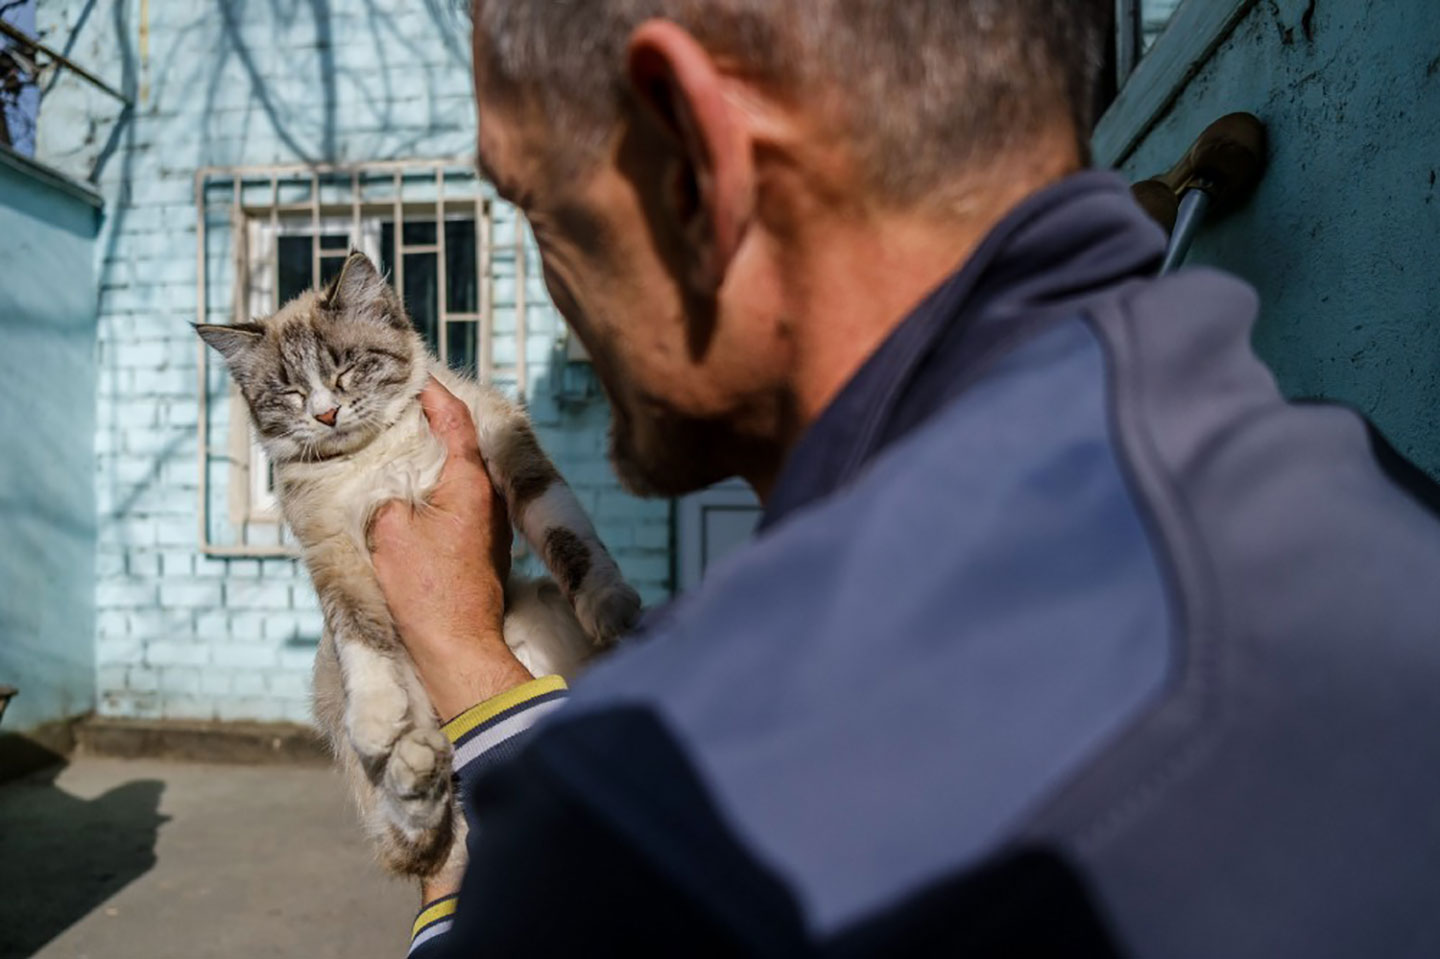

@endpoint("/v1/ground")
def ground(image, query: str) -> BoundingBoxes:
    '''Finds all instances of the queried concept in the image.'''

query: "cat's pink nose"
[315,407,340,427]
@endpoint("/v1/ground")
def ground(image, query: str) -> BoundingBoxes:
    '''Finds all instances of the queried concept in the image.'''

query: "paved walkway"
[0,758,415,959]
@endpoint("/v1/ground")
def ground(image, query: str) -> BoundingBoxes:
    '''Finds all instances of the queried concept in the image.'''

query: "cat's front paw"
[575,580,642,648]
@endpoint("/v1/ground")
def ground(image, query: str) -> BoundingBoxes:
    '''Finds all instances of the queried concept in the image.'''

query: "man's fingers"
[419,377,483,462]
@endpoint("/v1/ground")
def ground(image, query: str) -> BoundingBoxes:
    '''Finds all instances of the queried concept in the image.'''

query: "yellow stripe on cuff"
[441,675,568,744]
[412,896,459,941]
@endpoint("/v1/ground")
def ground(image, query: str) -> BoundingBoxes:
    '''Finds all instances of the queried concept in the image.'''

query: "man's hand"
[370,378,534,721]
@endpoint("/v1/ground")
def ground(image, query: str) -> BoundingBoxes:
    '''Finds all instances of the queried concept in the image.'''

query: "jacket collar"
[760,171,1166,530]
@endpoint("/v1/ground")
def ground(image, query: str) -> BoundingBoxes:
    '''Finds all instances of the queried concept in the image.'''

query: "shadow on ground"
[0,740,166,959]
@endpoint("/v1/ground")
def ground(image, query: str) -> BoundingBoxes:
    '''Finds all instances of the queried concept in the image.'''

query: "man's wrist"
[414,630,534,721]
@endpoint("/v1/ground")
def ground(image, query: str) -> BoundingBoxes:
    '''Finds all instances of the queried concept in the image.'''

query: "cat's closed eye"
[282,389,307,407]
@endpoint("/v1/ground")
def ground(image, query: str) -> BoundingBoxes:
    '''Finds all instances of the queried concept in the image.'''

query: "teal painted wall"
[0,148,100,732]
[1116,0,1440,476]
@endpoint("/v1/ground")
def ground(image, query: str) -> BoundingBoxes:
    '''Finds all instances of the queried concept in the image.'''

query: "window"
[196,161,556,556]
[1096,0,1257,167]
[1116,0,1187,79]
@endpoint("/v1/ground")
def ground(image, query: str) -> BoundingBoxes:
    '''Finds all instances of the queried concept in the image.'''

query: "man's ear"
[626,19,754,294]
[195,322,264,365]
[322,251,408,329]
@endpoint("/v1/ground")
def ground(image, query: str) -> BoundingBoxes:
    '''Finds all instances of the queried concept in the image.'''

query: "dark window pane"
[380,222,396,277]
[404,252,440,353]
[318,254,346,289]
[447,322,479,375]
[319,233,350,250]
[446,219,478,314]
[277,235,313,305]
[403,221,437,246]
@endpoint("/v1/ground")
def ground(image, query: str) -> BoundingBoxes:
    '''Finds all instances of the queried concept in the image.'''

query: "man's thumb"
[418,377,483,463]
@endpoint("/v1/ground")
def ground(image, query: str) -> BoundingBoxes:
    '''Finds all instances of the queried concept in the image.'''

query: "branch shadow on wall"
[0,743,166,959]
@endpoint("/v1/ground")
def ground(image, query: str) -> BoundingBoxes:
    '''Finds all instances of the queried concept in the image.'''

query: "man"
[372,2,1440,956]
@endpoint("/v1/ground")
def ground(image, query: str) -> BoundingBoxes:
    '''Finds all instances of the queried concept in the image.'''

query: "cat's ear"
[195,322,265,363]
[322,251,408,331]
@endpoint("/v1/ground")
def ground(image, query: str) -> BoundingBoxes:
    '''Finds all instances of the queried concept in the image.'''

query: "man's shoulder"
[555,314,1177,934]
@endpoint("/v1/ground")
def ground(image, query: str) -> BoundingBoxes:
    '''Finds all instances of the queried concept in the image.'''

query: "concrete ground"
[0,758,416,959]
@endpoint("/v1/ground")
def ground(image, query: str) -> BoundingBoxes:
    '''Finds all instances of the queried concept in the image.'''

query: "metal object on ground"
[1129,112,1268,275]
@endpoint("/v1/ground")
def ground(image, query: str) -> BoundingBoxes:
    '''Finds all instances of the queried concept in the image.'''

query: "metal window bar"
[195,159,525,557]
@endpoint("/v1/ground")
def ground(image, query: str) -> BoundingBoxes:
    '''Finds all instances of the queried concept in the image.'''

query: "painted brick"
[229,612,269,641]
[277,644,320,672]
[213,644,278,670]
[162,696,217,721]
[158,582,223,609]
[160,667,203,696]
[96,610,130,639]
[97,580,157,608]
[127,667,160,692]
[226,581,293,610]
[97,638,143,665]
[147,641,210,667]
[268,671,310,701]
[232,672,267,697]
[634,524,671,551]
[200,672,232,697]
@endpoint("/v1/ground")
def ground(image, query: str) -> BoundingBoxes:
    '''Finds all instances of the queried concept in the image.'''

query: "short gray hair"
[473,0,1111,201]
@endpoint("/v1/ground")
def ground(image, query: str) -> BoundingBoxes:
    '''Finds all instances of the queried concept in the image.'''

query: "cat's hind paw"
[385,727,451,814]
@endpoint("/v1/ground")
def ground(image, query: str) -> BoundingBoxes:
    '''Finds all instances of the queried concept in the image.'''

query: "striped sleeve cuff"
[408,894,457,957]
[444,675,568,812]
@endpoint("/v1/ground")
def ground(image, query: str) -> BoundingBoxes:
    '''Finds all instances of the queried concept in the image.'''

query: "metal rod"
[393,171,405,310]
[477,197,493,384]
[194,172,210,552]
[310,172,321,288]
[197,157,472,178]
[351,169,361,251]
[437,167,449,367]
[1159,186,1212,275]
[0,19,132,105]
[515,218,528,397]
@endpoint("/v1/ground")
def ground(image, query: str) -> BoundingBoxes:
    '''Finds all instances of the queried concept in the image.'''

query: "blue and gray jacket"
[411,172,1440,958]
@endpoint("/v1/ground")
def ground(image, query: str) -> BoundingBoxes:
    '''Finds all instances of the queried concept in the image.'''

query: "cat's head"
[196,252,427,463]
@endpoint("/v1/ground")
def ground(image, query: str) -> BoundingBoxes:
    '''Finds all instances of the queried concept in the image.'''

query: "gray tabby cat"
[197,251,640,879]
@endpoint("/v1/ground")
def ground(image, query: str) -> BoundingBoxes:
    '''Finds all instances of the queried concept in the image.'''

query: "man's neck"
[740,163,1077,500]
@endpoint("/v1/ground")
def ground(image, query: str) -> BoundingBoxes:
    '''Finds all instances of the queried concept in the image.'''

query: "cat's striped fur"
[197,252,640,878]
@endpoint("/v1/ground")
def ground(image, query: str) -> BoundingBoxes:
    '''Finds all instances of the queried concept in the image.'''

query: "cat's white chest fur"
[277,401,445,557]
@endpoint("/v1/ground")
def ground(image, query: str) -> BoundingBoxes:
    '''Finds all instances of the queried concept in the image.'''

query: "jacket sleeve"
[405,675,570,958]
[407,686,1121,959]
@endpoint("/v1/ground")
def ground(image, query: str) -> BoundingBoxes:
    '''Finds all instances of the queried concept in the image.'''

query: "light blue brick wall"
[35,0,672,723]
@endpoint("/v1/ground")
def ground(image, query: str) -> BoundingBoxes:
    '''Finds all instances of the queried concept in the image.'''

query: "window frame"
[1096,0,1260,168]
[195,160,525,558]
